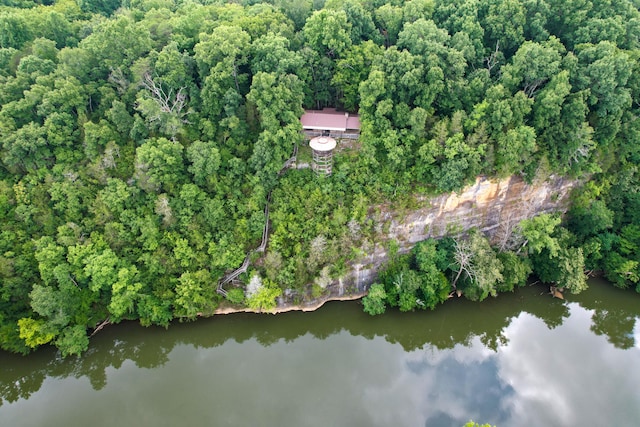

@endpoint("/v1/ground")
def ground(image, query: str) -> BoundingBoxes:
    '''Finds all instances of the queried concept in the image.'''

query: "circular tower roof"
[309,136,337,152]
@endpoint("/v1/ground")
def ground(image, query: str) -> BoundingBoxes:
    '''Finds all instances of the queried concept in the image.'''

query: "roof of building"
[300,108,361,131]
[346,115,361,130]
[309,136,337,152]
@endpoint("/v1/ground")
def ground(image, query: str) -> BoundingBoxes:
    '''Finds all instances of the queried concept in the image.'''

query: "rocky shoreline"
[213,291,368,315]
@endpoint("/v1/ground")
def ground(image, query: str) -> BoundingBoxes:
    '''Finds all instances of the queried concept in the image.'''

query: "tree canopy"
[0,0,639,355]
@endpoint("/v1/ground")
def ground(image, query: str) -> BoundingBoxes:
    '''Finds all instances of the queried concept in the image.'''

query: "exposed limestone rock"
[343,175,577,294]
[390,174,574,244]
[216,175,577,315]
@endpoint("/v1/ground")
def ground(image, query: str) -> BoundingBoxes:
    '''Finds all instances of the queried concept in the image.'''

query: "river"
[1,279,639,427]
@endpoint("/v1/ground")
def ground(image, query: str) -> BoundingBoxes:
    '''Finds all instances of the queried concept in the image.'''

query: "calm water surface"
[1,279,640,427]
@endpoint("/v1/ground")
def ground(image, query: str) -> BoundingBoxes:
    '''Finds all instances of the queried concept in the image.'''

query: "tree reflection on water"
[0,280,637,409]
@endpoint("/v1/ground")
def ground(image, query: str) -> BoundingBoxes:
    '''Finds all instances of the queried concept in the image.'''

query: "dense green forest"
[0,0,639,356]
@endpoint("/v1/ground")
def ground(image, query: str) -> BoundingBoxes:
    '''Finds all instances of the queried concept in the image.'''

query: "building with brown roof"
[300,108,360,139]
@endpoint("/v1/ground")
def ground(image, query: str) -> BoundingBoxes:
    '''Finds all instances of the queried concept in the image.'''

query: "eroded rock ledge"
[214,291,367,315]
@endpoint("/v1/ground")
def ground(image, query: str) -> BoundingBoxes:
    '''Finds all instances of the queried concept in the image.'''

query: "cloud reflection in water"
[1,302,640,427]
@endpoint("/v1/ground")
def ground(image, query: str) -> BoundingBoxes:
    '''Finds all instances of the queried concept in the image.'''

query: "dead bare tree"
[569,143,592,166]
[523,77,548,98]
[484,41,501,75]
[108,67,129,95]
[451,238,476,290]
[141,72,190,124]
[155,194,173,226]
[90,317,111,337]
[495,199,535,252]
[101,142,120,170]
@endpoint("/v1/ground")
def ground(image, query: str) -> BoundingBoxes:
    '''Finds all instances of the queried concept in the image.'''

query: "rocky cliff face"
[343,175,577,294]
[217,175,578,314]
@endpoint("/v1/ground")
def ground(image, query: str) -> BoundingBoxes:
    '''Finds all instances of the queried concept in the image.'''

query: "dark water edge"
[1,279,639,427]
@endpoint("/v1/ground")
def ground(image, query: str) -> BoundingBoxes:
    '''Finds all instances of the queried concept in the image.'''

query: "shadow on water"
[0,279,638,406]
